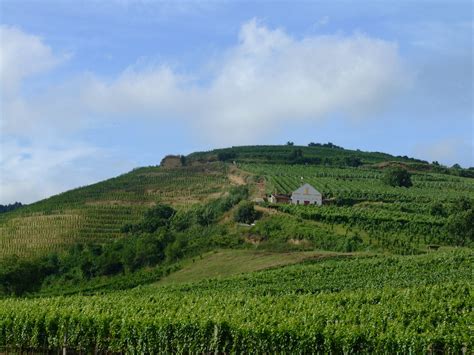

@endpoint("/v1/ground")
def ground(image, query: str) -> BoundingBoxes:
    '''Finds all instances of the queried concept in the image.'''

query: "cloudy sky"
[0,0,472,204]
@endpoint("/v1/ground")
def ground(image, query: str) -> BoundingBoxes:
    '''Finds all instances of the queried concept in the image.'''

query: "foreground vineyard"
[1,251,472,353]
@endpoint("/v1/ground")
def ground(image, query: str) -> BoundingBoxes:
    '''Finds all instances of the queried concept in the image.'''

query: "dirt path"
[228,174,246,186]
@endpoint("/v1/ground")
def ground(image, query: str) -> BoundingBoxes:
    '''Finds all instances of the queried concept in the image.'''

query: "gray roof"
[292,183,321,196]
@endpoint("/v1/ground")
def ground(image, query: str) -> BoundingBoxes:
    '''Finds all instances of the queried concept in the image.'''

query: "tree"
[382,167,412,187]
[430,202,447,217]
[343,156,362,167]
[446,209,474,246]
[449,198,473,214]
[286,141,294,146]
[234,202,262,224]
[195,205,217,226]
[217,151,237,161]
[289,149,303,161]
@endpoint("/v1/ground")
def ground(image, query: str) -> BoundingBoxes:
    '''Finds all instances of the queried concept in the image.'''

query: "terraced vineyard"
[0,163,230,259]
[1,250,472,353]
[242,163,474,202]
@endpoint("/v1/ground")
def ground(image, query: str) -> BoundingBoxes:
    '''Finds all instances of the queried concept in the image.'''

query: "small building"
[269,194,291,204]
[291,183,322,206]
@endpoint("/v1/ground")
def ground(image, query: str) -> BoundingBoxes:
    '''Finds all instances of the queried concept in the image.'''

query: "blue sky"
[0,0,472,203]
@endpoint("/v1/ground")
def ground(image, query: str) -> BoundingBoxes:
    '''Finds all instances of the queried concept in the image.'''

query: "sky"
[0,0,473,204]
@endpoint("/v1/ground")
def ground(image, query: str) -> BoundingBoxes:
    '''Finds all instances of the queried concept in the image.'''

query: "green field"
[0,145,472,352]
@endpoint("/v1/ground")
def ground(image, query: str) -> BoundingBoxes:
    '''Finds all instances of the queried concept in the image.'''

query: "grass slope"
[156,249,346,285]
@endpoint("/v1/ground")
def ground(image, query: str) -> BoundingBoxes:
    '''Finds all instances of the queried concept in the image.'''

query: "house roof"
[292,183,321,196]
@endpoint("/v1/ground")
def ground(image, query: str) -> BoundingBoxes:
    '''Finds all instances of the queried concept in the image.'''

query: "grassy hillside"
[0,163,231,258]
[156,249,346,285]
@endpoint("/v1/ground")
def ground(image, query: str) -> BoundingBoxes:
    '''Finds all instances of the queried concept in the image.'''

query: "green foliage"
[194,185,249,226]
[122,204,176,234]
[383,167,413,187]
[0,255,58,296]
[449,197,473,214]
[0,251,472,353]
[234,202,262,224]
[249,214,368,252]
[446,209,474,246]
[0,189,251,296]
[217,151,237,161]
[0,163,229,259]
[195,205,217,226]
[188,145,428,166]
[0,202,23,213]
[430,201,447,216]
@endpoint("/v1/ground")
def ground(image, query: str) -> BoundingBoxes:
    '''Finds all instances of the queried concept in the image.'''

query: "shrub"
[446,209,474,246]
[383,167,412,187]
[234,202,262,224]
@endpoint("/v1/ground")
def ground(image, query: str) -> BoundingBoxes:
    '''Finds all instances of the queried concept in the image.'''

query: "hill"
[0,163,231,259]
[2,144,472,258]
[0,144,473,352]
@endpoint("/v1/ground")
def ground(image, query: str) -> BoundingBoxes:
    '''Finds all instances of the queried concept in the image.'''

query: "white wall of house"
[291,183,322,205]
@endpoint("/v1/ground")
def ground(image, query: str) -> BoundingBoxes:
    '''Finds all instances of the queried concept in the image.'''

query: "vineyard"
[1,250,472,353]
[0,163,230,259]
[242,163,474,202]
[0,145,473,352]
[240,163,474,252]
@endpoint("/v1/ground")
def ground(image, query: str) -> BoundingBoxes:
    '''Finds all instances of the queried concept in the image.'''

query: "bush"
[383,168,412,187]
[446,209,474,246]
[217,151,237,161]
[234,202,262,224]
[123,204,176,234]
[430,202,447,217]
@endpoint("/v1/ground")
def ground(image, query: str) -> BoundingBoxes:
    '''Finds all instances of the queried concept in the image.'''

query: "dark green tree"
[382,167,412,187]
[446,209,474,246]
[234,202,262,224]
[217,151,237,161]
[430,202,447,217]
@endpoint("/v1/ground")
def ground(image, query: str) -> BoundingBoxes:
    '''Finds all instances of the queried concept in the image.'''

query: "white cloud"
[1,20,410,203]
[0,140,95,203]
[75,19,407,144]
[0,25,62,97]
[3,20,408,142]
